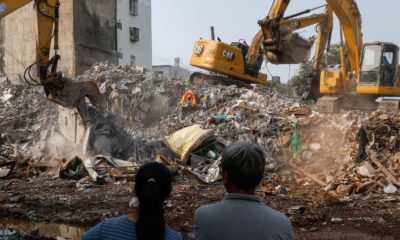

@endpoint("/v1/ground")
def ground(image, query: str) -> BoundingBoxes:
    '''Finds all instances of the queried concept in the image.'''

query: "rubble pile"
[78,63,186,128]
[0,82,58,151]
[159,85,310,163]
[76,63,311,175]
[77,64,309,160]
[325,111,400,197]
[291,112,360,167]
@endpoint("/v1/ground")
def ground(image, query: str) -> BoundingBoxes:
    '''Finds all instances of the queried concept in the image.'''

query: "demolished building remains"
[1,63,400,239]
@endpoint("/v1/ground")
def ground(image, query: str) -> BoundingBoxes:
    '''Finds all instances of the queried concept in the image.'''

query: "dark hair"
[221,143,265,191]
[135,162,172,240]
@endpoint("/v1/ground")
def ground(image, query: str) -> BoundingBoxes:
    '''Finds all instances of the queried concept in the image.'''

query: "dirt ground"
[1,167,399,240]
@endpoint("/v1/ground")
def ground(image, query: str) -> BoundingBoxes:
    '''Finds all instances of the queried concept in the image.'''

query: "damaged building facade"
[116,0,152,69]
[0,0,153,84]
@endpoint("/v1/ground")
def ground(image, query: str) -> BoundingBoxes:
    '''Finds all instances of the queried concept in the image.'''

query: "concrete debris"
[384,184,398,194]
[0,227,18,238]
[75,63,311,181]
[0,167,11,178]
[301,150,313,161]
[324,111,400,197]
[0,82,57,146]
[60,155,139,184]
[331,217,343,224]
[309,143,321,153]
[82,155,139,182]
[78,63,184,127]
[3,61,400,198]
[357,162,376,177]
[159,83,308,165]
[2,62,400,238]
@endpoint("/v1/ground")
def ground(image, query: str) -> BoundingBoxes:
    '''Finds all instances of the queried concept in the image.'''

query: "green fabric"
[291,123,301,153]
[357,127,368,163]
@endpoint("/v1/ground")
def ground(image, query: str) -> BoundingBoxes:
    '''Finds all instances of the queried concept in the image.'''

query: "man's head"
[221,143,265,194]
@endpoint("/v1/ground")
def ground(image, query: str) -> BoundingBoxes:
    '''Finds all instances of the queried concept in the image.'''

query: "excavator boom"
[0,0,31,18]
[0,0,104,124]
[190,0,333,87]
[0,1,133,158]
[316,0,400,113]
[325,0,362,79]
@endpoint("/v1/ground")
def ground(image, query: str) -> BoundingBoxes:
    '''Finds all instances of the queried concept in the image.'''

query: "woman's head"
[135,161,172,202]
[135,162,172,240]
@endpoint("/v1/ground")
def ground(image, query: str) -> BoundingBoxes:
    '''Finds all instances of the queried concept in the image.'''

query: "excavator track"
[315,96,342,113]
[377,99,400,113]
[315,95,400,113]
[189,72,252,89]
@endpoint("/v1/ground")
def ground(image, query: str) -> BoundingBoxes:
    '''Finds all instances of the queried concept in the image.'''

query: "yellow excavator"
[0,0,103,123]
[189,1,333,87]
[0,1,132,158]
[313,0,400,112]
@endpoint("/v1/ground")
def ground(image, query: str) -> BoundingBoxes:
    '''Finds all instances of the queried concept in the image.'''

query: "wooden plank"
[288,162,326,187]
[370,154,400,187]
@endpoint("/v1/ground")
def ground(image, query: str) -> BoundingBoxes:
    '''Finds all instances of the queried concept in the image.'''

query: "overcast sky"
[152,0,400,82]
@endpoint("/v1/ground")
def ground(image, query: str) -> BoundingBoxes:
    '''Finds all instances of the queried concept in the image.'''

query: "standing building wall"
[0,0,117,84]
[116,0,152,69]
[73,0,117,75]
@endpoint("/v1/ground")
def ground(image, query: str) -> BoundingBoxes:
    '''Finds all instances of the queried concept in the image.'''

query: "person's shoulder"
[260,204,291,224]
[103,215,135,229]
[165,226,182,240]
[195,201,222,215]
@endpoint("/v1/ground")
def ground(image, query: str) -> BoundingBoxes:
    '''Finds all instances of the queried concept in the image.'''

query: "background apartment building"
[116,0,152,69]
[153,57,191,79]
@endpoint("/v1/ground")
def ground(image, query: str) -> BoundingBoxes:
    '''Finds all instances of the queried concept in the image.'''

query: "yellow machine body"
[319,70,344,94]
[190,40,267,85]
[318,0,400,107]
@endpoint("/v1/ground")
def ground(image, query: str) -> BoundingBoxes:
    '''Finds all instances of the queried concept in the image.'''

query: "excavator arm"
[260,0,290,42]
[325,0,363,80]
[0,0,32,18]
[0,0,103,124]
[0,0,61,84]
[308,6,334,99]
[256,0,331,65]
[312,7,334,71]
[246,11,332,67]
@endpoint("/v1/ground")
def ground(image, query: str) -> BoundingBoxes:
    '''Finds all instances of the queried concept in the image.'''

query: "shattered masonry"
[1,63,400,239]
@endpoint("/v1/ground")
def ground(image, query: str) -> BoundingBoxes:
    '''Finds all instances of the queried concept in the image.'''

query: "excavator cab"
[359,42,399,88]
[231,39,263,77]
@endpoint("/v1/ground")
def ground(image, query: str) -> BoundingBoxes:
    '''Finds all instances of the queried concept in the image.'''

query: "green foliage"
[285,43,349,97]
[27,212,38,227]
[322,43,351,69]
[287,61,313,97]
[267,77,296,97]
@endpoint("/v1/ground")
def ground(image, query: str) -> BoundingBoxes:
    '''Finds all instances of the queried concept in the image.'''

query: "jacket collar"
[223,193,261,203]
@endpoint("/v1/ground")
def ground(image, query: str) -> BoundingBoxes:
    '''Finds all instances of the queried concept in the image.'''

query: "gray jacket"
[194,193,294,240]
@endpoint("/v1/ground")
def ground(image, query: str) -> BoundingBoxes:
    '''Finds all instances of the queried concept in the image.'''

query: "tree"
[322,43,350,69]
[287,61,313,97]
[287,43,349,98]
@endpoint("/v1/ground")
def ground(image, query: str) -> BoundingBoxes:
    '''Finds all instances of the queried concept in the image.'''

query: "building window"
[129,0,138,16]
[117,52,123,59]
[117,21,122,29]
[130,55,136,66]
[130,27,140,43]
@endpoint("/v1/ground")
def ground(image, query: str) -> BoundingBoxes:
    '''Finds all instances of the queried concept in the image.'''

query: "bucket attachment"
[266,26,313,64]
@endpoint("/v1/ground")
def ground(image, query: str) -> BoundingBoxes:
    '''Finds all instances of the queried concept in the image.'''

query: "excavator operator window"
[359,44,382,85]
[380,46,398,87]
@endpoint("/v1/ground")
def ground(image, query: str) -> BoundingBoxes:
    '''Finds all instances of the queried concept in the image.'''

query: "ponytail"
[135,163,172,240]
[137,179,165,240]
